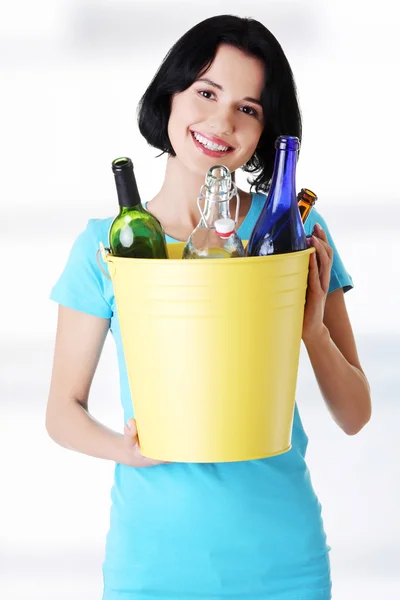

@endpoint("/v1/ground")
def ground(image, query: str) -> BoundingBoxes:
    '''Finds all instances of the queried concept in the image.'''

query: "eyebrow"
[196,78,263,107]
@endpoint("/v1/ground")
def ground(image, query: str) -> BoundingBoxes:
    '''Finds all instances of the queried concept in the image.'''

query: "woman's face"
[167,44,265,177]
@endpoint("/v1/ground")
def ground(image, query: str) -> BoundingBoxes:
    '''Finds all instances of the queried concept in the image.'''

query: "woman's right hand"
[123,418,172,467]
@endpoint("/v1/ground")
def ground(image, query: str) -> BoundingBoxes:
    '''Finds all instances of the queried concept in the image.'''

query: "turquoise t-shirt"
[50,194,353,600]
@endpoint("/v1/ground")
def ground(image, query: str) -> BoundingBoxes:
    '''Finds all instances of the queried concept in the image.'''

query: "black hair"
[137,14,302,193]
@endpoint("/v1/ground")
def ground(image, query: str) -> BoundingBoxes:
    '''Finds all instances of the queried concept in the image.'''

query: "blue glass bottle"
[247,136,307,256]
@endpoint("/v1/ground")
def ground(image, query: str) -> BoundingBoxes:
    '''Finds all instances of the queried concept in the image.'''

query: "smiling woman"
[46,13,371,600]
[167,45,264,168]
[138,17,301,198]
[137,16,302,239]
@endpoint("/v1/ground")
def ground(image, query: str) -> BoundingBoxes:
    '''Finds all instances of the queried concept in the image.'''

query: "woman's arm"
[45,305,169,467]
[304,288,371,435]
[302,225,372,435]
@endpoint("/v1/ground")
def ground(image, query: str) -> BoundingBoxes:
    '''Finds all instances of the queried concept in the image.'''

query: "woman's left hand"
[302,223,334,343]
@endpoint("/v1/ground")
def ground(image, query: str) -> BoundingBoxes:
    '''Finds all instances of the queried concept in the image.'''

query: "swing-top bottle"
[182,165,245,259]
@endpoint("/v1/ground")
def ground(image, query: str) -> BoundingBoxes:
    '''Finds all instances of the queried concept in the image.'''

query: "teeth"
[193,132,229,152]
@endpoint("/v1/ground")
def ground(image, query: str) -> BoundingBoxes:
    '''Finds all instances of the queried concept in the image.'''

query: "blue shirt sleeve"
[50,219,113,319]
[304,208,354,294]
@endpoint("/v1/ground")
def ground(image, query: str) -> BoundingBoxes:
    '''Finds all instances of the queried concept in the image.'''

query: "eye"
[240,105,259,118]
[198,89,215,100]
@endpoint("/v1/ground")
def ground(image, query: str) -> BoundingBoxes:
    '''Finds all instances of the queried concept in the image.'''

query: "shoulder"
[50,216,115,318]
[304,208,354,293]
[81,216,115,247]
[303,207,328,236]
[68,216,115,260]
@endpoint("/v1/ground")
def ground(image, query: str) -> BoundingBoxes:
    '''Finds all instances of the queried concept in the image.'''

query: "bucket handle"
[96,242,112,280]
[196,182,240,229]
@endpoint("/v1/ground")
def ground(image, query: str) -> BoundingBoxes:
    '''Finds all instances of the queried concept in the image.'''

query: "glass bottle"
[109,157,168,259]
[297,188,318,224]
[246,136,307,256]
[182,165,245,259]
[214,218,246,257]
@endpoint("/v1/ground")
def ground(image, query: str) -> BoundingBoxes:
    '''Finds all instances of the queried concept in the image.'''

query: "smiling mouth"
[191,131,234,153]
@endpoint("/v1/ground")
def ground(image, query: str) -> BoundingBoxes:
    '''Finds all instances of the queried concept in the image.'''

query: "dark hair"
[137,15,302,193]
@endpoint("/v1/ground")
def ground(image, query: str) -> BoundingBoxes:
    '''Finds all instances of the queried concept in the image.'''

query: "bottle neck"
[297,189,317,223]
[201,195,231,227]
[114,169,141,208]
[298,200,312,223]
[269,148,297,211]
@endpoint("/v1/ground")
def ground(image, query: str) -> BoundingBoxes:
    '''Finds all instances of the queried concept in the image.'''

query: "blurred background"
[0,0,399,598]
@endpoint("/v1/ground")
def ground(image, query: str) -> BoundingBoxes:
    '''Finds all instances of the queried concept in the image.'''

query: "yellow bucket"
[101,243,314,463]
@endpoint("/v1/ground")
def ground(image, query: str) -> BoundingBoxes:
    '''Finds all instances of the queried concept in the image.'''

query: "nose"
[208,105,234,136]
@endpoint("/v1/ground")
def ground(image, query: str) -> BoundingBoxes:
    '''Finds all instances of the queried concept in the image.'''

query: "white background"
[0,0,399,598]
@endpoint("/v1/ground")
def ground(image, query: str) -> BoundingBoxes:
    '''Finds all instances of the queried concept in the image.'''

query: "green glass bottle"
[109,157,168,259]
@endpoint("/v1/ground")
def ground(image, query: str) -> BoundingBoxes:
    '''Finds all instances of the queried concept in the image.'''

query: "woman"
[46,15,371,600]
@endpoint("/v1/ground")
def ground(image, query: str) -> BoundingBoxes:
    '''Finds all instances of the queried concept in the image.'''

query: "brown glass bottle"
[297,188,318,224]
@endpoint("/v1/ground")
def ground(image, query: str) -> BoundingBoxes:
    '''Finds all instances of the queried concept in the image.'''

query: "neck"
[147,156,206,230]
[149,156,240,228]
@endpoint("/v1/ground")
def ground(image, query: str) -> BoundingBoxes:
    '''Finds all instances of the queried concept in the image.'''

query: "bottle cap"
[215,218,236,238]
[297,188,317,206]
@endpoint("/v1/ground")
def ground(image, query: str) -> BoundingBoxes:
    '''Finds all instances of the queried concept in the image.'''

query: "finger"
[311,236,331,293]
[124,419,138,442]
[309,234,330,261]
[313,223,327,241]
[313,224,333,260]
[124,427,136,445]
[126,418,137,434]
[307,250,320,290]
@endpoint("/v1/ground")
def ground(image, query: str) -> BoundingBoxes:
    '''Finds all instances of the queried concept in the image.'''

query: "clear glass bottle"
[246,136,307,256]
[182,165,245,259]
[214,218,246,257]
[109,157,168,259]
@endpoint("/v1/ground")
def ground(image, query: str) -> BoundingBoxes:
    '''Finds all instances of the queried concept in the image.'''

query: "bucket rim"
[103,245,315,264]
